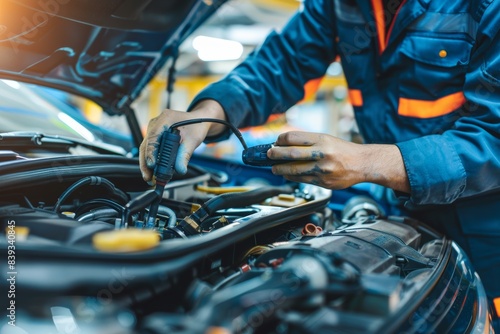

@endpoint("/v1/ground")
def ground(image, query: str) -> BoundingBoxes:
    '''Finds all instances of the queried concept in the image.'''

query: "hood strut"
[121,105,143,153]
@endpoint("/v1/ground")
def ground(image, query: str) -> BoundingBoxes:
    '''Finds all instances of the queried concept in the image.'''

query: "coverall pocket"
[398,34,472,110]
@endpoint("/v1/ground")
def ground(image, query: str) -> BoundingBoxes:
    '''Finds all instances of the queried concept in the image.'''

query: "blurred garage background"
[68,0,358,160]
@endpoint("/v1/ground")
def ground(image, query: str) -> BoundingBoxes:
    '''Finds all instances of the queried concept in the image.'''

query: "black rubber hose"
[73,199,125,218]
[53,176,128,212]
[125,190,159,213]
[121,190,159,228]
[76,208,120,222]
[178,185,295,235]
[200,185,293,217]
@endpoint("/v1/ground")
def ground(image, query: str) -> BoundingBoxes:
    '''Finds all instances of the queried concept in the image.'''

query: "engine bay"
[0,155,448,333]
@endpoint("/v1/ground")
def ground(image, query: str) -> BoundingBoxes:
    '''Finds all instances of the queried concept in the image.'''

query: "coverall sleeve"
[396,1,500,205]
[189,0,337,141]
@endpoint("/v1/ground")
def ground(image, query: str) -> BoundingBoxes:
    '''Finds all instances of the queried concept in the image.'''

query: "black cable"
[140,119,247,231]
[169,118,248,150]
[74,198,125,217]
[53,176,128,213]
[120,190,159,228]
[76,208,120,222]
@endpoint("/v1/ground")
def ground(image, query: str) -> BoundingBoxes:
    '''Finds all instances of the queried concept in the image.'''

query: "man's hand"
[139,100,226,182]
[268,131,410,193]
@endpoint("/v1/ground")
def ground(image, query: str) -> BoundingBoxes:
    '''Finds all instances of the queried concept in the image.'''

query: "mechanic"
[140,0,500,328]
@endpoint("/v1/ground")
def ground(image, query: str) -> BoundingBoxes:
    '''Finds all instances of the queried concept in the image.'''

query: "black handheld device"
[242,143,286,167]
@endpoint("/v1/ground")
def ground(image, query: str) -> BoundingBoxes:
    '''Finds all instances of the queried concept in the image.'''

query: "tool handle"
[154,129,181,186]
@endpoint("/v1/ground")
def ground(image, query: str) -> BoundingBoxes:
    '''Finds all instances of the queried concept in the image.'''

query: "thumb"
[174,131,204,174]
[174,143,189,175]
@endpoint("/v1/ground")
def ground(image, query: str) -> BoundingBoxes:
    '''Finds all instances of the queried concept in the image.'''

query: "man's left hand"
[267,131,410,193]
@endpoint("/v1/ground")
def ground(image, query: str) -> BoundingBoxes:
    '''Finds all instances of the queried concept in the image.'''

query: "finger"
[268,146,325,161]
[139,140,153,182]
[272,161,324,176]
[144,128,166,169]
[275,131,317,146]
[281,174,318,186]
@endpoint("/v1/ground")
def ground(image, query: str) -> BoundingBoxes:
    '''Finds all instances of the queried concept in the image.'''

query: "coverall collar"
[355,0,431,53]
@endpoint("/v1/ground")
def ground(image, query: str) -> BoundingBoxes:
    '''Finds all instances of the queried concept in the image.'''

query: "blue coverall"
[191,0,500,327]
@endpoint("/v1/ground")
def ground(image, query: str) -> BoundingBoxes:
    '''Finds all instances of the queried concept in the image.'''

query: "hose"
[74,199,125,218]
[53,176,128,213]
[77,208,120,222]
[196,184,293,219]
[178,184,294,235]
[119,191,177,229]
[157,205,177,229]
[121,190,159,228]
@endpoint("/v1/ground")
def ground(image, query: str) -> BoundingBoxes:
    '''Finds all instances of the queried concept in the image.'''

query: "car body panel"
[0,0,228,114]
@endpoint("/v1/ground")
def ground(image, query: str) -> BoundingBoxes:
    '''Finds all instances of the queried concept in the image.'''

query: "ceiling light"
[192,36,243,62]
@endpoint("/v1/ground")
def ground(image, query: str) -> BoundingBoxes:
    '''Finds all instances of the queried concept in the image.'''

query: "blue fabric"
[191,0,500,315]
[192,0,500,207]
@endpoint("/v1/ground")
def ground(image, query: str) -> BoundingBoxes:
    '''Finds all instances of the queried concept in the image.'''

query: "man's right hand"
[139,100,227,183]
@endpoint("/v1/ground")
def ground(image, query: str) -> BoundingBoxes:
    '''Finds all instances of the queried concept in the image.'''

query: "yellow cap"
[92,229,160,253]
[5,226,30,241]
[205,327,231,334]
[61,211,76,219]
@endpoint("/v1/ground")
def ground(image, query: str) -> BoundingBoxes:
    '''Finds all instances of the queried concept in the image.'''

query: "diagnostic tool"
[242,143,289,166]
[143,119,288,230]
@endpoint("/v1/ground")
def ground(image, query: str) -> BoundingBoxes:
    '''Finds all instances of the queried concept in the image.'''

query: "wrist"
[357,144,410,194]
[190,99,227,137]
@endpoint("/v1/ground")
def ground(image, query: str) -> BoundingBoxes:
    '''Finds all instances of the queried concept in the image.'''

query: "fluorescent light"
[51,307,79,333]
[1,79,21,89]
[57,112,96,142]
[192,36,243,62]
[326,62,343,77]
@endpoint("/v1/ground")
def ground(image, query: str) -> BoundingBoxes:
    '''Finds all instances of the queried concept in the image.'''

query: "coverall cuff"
[188,80,249,144]
[396,135,467,205]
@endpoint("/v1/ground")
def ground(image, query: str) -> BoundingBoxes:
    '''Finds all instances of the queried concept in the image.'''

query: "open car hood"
[0,0,227,115]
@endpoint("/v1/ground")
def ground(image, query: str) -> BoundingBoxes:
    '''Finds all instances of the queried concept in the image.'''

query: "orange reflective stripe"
[370,0,386,53]
[348,89,363,107]
[398,92,466,118]
[494,297,500,318]
[302,77,323,101]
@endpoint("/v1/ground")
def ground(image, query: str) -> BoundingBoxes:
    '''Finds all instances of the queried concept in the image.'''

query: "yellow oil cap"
[92,229,160,253]
[205,327,231,334]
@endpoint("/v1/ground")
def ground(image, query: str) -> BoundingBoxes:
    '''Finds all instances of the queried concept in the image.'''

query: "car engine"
[0,155,486,334]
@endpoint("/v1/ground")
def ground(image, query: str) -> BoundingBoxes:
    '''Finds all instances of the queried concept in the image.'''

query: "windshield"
[0,79,133,151]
